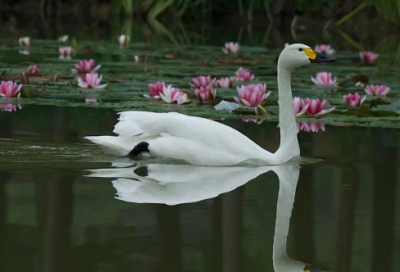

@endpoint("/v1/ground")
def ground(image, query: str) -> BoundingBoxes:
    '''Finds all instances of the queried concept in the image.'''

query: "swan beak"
[310,52,336,63]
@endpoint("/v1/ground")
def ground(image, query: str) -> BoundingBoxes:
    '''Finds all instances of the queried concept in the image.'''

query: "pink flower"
[160,85,189,104]
[134,55,141,63]
[301,98,335,116]
[297,122,326,133]
[0,81,22,98]
[118,35,130,46]
[292,97,309,116]
[234,83,270,107]
[58,35,69,42]
[364,84,390,96]
[195,86,217,102]
[360,51,379,65]
[243,118,256,123]
[85,98,98,103]
[215,77,232,88]
[19,37,30,46]
[0,104,21,112]
[190,76,215,88]
[72,59,101,75]
[147,82,165,99]
[314,44,335,55]
[26,64,41,74]
[222,42,239,54]
[311,72,337,86]
[59,46,72,59]
[342,93,366,107]
[235,68,254,82]
[77,73,107,89]
[19,50,29,55]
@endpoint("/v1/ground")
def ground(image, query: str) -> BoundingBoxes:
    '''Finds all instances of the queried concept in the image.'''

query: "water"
[1,105,400,272]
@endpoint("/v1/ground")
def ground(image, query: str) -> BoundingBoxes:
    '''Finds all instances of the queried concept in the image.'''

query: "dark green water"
[1,105,400,272]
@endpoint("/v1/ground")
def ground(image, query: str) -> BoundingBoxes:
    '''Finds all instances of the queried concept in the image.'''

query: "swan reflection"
[87,163,327,272]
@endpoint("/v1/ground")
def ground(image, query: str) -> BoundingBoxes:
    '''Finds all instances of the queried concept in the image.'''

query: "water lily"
[0,81,22,98]
[234,83,270,107]
[314,44,335,55]
[77,73,107,89]
[58,35,69,42]
[190,76,215,88]
[297,122,326,133]
[26,64,41,74]
[215,77,232,88]
[134,55,141,63]
[160,85,188,104]
[222,42,239,54]
[364,84,390,96]
[301,98,335,116]
[342,93,366,107]
[19,37,30,46]
[85,98,98,104]
[59,46,72,59]
[0,104,22,112]
[235,68,254,81]
[118,35,130,46]
[292,97,309,116]
[19,50,29,55]
[360,51,379,65]
[311,72,337,86]
[147,82,165,99]
[195,86,217,102]
[72,59,101,75]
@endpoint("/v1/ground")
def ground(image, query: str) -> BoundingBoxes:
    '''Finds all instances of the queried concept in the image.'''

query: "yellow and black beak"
[303,48,336,63]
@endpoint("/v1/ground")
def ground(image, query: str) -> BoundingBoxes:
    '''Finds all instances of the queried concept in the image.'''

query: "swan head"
[279,43,336,70]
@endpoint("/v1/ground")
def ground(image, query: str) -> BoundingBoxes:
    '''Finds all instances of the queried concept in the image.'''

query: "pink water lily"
[134,55,141,63]
[118,35,130,46]
[160,85,189,104]
[77,73,107,89]
[26,64,41,74]
[342,93,366,107]
[215,77,232,88]
[190,76,215,88]
[301,98,335,116]
[314,44,335,55]
[297,122,326,133]
[0,81,22,98]
[0,104,22,112]
[19,37,30,46]
[147,82,165,99]
[195,86,217,102]
[293,97,309,116]
[85,98,98,104]
[58,35,69,42]
[360,51,379,65]
[59,46,72,59]
[72,59,101,75]
[364,84,390,96]
[234,83,269,107]
[235,68,254,81]
[222,42,239,54]
[311,72,337,86]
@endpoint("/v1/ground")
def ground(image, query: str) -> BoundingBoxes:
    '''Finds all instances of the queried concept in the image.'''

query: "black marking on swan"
[134,166,148,177]
[128,142,149,157]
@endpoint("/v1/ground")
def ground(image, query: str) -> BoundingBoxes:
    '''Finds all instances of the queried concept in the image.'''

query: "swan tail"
[85,136,138,156]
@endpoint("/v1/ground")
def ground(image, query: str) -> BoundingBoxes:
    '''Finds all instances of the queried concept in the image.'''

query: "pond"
[0,31,400,272]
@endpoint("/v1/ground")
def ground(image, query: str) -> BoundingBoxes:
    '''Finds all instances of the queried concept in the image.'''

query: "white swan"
[85,44,335,166]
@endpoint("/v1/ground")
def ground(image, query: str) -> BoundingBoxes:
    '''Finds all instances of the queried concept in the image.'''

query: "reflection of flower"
[215,77,232,88]
[314,44,335,55]
[234,84,269,107]
[342,93,366,107]
[311,72,337,86]
[235,68,254,81]
[147,82,165,99]
[298,98,335,116]
[85,98,98,103]
[360,51,379,65]
[222,42,239,54]
[72,59,101,75]
[0,104,22,112]
[118,35,130,46]
[364,84,390,96]
[19,37,30,46]
[190,76,215,88]
[26,64,41,74]
[77,73,107,89]
[19,50,29,55]
[59,46,72,60]
[297,122,326,133]
[195,86,216,102]
[0,81,22,98]
[160,85,189,104]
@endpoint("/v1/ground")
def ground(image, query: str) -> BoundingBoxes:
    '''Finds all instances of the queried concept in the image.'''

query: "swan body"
[86,44,335,166]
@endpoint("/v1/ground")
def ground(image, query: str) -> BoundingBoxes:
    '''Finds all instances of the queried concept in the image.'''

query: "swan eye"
[298,48,303,52]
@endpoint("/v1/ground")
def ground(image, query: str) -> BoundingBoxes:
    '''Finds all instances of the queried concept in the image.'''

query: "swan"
[85,44,336,166]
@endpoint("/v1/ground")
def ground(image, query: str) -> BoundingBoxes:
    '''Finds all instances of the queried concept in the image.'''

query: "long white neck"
[275,63,300,162]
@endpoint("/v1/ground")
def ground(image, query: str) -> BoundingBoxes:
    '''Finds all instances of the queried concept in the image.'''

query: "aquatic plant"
[0,104,21,112]
[59,46,72,59]
[118,35,130,46]
[85,98,98,103]
[292,97,309,116]
[19,37,30,46]
[311,72,337,86]
[160,85,188,104]
[215,77,233,88]
[77,73,107,89]
[364,84,390,96]
[360,51,379,65]
[235,68,254,81]
[301,98,335,116]
[190,76,215,88]
[342,93,366,107]
[222,42,239,54]
[314,44,335,55]
[72,59,101,75]
[0,81,22,98]
[195,86,216,102]
[58,35,69,42]
[147,82,165,99]
[297,122,325,133]
[134,55,141,63]
[234,83,269,107]
[26,64,41,74]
